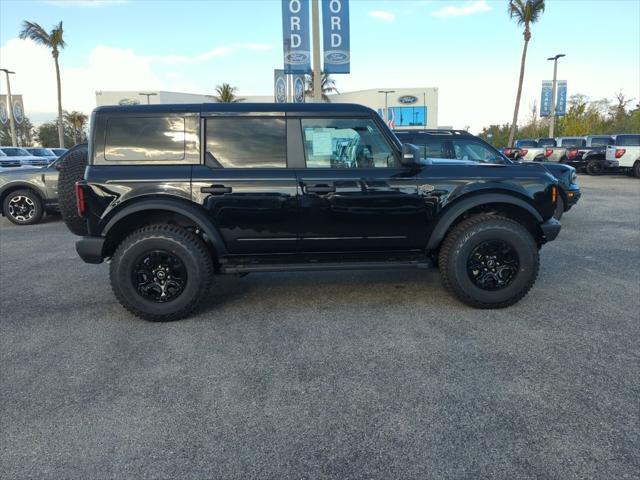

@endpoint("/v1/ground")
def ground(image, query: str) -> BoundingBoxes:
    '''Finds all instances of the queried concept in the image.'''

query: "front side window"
[1,148,30,156]
[399,135,452,159]
[105,116,185,161]
[301,118,395,168]
[205,117,286,168]
[452,139,502,163]
[617,135,640,146]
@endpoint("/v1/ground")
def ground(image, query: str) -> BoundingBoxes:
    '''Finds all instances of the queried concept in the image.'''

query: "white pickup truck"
[606,134,640,177]
[512,137,585,163]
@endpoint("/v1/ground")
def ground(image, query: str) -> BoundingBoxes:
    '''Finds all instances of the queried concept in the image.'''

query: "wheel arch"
[426,192,544,251]
[101,197,226,258]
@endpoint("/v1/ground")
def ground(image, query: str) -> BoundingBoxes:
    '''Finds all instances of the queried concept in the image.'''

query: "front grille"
[0,160,21,168]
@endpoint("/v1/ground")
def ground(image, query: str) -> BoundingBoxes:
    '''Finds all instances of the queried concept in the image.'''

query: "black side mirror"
[401,143,422,167]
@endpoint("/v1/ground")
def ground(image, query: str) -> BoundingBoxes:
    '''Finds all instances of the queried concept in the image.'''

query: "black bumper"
[540,218,561,242]
[76,236,106,264]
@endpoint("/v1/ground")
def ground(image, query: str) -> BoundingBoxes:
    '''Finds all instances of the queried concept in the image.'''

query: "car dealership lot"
[1,175,638,479]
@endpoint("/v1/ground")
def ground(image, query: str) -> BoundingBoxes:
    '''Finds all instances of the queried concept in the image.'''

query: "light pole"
[311,0,322,103]
[547,54,565,138]
[378,90,395,125]
[138,92,157,104]
[0,68,18,146]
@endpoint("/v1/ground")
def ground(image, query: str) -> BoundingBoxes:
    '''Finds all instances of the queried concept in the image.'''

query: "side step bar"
[220,260,433,274]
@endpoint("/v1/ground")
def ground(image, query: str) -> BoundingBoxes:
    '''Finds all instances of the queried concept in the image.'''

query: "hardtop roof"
[94,102,376,115]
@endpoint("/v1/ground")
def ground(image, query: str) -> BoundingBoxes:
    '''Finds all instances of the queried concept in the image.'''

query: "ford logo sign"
[324,50,350,65]
[285,51,310,65]
[398,95,418,104]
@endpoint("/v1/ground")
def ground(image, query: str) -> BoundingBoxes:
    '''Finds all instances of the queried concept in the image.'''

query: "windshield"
[0,148,30,156]
[51,149,67,155]
[28,148,54,156]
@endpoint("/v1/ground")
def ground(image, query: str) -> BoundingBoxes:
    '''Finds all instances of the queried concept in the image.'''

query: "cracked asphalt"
[1,174,639,479]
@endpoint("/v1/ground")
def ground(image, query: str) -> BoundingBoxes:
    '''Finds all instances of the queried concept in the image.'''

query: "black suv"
[62,103,561,321]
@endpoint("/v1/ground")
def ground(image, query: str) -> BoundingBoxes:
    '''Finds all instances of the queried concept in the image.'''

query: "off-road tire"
[553,195,565,220]
[110,224,214,322]
[586,160,603,176]
[2,189,44,225]
[438,215,539,309]
[58,146,88,236]
[633,161,640,178]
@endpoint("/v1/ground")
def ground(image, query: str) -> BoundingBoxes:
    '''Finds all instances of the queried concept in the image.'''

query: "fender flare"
[426,193,543,250]
[102,197,227,255]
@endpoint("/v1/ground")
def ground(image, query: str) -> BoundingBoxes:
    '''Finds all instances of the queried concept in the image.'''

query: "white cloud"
[368,10,396,22]
[42,0,127,7]
[432,0,491,18]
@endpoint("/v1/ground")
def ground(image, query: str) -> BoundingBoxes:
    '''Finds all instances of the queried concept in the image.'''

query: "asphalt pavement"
[1,174,639,479]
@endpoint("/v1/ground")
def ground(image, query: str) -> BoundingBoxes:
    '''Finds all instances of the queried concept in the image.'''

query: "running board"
[220,259,433,274]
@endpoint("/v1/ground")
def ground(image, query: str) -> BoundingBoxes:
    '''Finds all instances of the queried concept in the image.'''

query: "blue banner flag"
[274,70,287,103]
[540,81,553,117]
[282,0,311,73]
[292,74,306,103]
[556,81,567,116]
[322,0,350,73]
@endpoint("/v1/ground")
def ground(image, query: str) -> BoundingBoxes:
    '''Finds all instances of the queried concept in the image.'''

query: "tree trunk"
[507,37,530,148]
[54,55,64,148]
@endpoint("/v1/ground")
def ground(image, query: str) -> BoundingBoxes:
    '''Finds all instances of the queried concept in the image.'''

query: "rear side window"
[616,135,640,146]
[452,139,503,163]
[301,118,394,168]
[589,137,613,147]
[398,135,451,159]
[516,140,538,148]
[560,138,586,147]
[205,117,286,168]
[538,138,556,147]
[105,116,185,161]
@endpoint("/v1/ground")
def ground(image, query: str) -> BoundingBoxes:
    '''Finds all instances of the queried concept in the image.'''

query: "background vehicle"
[0,147,46,167]
[607,134,640,177]
[565,135,617,175]
[60,104,562,321]
[395,129,580,219]
[0,149,21,168]
[50,148,68,157]
[24,147,58,164]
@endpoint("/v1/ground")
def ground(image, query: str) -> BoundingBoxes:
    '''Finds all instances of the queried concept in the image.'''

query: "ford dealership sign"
[398,95,418,104]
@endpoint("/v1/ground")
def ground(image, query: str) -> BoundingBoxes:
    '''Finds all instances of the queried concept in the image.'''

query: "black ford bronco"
[59,103,561,321]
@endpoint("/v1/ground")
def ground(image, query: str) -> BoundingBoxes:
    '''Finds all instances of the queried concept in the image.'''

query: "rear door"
[291,116,426,252]
[192,115,299,254]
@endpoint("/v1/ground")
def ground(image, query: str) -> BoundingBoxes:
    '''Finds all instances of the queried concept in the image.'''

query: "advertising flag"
[555,81,567,116]
[11,95,25,124]
[540,81,553,117]
[0,95,8,125]
[292,74,306,103]
[282,0,311,73]
[322,0,350,73]
[274,69,287,103]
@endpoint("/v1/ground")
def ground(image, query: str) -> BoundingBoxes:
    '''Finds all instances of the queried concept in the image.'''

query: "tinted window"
[560,138,586,147]
[589,137,613,147]
[396,134,451,159]
[616,135,640,146]
[452,139,503,163]
[105,116,185,161]
[301,118,394,168]
[515,140,538,148]
[1,148,30,156]
[538,138,556,147]
[28,148,54,156]
[206,117,286,168]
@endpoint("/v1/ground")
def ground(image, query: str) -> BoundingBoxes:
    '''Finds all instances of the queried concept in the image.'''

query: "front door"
[293,117,426,252]
[192,116,299,254]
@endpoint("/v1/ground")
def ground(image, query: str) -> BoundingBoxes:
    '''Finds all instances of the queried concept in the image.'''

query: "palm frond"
[19,20,51,44]
[50,21,66,49]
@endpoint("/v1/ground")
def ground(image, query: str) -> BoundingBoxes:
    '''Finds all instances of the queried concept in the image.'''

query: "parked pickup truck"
[565,135,617,175]
[606,134,640,177]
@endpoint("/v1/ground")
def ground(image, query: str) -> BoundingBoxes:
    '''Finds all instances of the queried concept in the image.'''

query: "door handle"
[201,184,232,195]
[304,184,336,194]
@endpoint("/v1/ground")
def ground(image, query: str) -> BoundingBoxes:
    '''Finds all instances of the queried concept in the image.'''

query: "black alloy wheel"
[586,160,603,175]
[132,250,188,303]
[466,240,520,291]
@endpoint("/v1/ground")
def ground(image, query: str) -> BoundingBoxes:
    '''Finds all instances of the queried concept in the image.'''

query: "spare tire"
[57,144,89,236]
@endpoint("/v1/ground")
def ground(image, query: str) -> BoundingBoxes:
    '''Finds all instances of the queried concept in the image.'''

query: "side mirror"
[401,143,422,167]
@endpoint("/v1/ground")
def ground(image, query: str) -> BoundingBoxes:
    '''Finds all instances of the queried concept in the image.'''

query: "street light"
[0,68,18,146]
[138,92,157,104]
[547,54,565,138]
[378,90,395,125]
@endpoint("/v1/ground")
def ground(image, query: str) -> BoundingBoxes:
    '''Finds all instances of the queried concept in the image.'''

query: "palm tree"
[20,21,66,148]
[305,73,339,102]
[214,83,244,103]
[64,111,88,145]
[507,0,545,147]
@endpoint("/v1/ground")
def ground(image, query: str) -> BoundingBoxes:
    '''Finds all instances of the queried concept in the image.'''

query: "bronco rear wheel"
[438,215,539,309]
[57,145,89,236]
[110,224,214,321]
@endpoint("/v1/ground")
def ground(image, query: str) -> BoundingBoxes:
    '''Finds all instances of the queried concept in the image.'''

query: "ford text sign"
[282,0,311,73]
[398,95,418,104]
[322,0,350,73]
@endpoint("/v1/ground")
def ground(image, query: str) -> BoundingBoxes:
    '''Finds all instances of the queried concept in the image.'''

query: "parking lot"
[0,174,638,479]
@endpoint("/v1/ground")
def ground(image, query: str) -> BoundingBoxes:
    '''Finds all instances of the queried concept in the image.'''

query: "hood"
[0,165,45,175]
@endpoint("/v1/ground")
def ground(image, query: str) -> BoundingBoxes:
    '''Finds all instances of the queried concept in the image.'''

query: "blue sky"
[1,0,638,131]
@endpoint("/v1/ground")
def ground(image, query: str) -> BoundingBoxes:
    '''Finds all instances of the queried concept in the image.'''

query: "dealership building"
[96,87,439,129]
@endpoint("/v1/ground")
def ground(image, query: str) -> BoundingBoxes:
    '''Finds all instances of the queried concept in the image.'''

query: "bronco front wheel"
[438,215,539,308]
[110,224,214,321]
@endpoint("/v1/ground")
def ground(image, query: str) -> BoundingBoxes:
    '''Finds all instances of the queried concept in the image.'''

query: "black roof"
[94,102,375,115]
[394,129,473,136]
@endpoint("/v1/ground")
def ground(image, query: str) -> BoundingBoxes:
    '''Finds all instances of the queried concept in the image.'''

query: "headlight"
[572,172,578,183]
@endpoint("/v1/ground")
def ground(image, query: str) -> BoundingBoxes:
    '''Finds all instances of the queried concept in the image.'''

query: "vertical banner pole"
[311,0,322,102]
